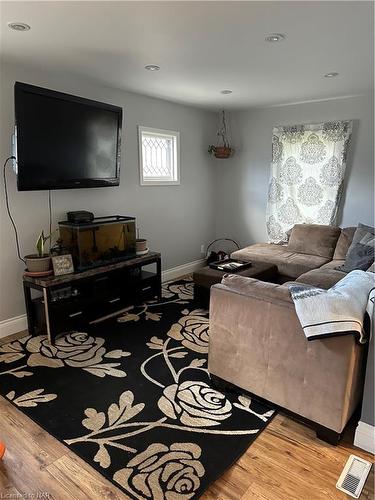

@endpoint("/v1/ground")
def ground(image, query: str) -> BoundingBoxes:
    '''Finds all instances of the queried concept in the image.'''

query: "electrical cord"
[3,156,26,264]
[48,189,52,250]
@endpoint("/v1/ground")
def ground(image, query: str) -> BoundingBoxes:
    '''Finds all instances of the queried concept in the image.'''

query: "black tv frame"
[14,82,122,191]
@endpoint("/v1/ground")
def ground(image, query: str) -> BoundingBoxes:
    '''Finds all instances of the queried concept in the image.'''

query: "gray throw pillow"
[336,223,375,272]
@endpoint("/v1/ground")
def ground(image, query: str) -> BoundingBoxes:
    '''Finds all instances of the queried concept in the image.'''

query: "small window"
[138,126,180,186]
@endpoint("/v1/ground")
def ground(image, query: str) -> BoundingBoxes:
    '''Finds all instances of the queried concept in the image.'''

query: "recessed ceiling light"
[221,90,233,95]
[324,72,339,78]
[144,65,160,71]
[265,33,285,42]
[8,22,30,31]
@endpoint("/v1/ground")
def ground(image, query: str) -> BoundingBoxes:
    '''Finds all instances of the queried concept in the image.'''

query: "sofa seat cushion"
[232,243,290,261]
[296,268,346,289]
[319,260,346,270]
[231,243,329,279]
[287,224,341,259]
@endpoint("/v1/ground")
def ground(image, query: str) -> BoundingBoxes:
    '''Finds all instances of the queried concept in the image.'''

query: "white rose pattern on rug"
[163,281,194,301]
[114,442,205,500]
[0,332,130,378]
[158,380,232,427]
[6,388,57,407]
[167,309,209,354]
[0,278,275,500]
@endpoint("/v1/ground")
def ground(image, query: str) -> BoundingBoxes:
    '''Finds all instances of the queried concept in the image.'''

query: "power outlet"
[200,244,205,254]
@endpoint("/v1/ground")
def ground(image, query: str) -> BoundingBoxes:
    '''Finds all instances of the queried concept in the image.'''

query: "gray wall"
[0,62,217,321]
[215,95,374,246]
[360,335,374,426]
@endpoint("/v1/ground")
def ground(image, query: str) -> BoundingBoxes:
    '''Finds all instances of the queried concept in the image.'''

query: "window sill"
[140,180,181,186]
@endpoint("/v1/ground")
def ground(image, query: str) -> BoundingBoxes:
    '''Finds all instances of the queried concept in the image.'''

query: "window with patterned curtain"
[266,120,353,243]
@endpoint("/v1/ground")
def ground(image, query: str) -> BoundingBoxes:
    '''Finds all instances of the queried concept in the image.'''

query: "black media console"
[23,252,161,344]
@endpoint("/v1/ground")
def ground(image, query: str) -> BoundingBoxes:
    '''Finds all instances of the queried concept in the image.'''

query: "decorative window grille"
[138,126,180,185]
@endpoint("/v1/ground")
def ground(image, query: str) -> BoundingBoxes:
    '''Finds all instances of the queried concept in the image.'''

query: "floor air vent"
[336,454,372,498]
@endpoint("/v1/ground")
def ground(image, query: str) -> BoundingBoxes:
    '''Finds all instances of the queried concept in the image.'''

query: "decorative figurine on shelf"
[51,254,75,276]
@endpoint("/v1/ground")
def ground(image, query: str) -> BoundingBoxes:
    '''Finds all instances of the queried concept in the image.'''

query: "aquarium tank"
[58,216,136,271]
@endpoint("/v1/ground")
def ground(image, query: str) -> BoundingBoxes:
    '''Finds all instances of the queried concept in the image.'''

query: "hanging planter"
[208,110,233,159]
[208,145,232,159]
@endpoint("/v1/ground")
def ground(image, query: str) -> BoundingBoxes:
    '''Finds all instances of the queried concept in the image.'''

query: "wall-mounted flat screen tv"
[14,82,122,190]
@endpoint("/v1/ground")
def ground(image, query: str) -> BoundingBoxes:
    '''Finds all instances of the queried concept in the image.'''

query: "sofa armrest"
[215,273,294,309]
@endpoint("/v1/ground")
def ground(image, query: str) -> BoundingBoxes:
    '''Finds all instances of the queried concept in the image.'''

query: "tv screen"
[14,82,122,190]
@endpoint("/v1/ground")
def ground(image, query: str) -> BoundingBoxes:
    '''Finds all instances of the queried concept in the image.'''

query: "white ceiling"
[1,1,373,110]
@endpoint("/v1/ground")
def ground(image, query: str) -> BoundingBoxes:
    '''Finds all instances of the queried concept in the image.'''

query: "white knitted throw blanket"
[288,270,375,343]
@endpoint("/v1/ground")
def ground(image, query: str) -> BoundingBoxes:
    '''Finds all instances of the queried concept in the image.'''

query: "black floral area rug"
[0,278,275,499]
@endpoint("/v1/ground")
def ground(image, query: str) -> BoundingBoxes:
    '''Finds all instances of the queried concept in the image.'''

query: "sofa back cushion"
[336,223,375,272]
[287,224,341,259]
[333,227,356,260]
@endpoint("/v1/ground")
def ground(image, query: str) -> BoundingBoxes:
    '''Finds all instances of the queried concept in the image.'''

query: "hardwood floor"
[0,393,373,499]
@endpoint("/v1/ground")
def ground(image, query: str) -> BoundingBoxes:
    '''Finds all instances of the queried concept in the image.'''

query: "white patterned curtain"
[266,120,352,243]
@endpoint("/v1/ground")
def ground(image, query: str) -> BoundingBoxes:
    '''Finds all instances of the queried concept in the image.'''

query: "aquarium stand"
[23,252,161,344]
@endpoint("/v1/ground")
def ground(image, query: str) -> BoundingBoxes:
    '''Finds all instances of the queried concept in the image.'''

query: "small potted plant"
[208,110,233,159]
[135,228,148,256]
[24,230,52,273]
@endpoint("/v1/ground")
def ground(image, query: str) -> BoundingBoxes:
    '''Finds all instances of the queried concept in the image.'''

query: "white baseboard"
[0,314,28,339]
[0,258,205,340]
[354,421,375,454]
[162,258,205,283]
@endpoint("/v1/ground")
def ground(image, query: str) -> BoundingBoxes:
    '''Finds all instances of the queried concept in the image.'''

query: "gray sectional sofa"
[208,224,372,443]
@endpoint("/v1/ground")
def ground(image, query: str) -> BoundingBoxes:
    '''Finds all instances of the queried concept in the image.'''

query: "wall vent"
[336,454,372,498]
